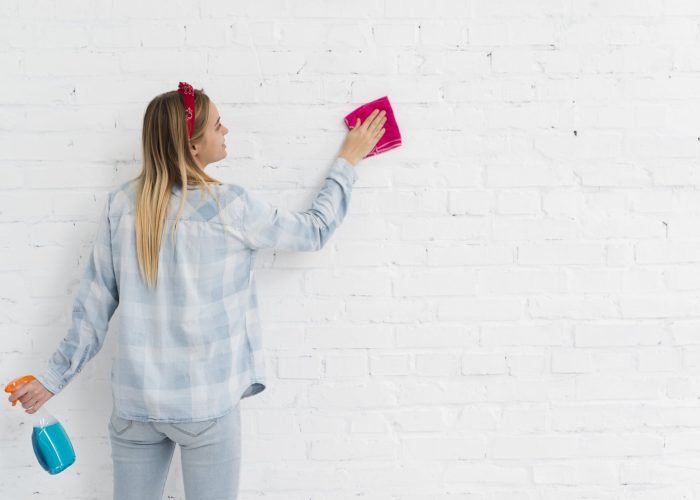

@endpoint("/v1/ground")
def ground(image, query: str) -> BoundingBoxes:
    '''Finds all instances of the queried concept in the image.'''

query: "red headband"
[178,82,195,139]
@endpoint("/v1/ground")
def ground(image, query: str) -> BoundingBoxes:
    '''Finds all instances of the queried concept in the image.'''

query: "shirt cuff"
[36,368,67,396]
[333,156,358,185]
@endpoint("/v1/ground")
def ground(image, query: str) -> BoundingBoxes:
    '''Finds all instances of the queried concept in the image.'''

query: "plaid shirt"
[37,156,357,422]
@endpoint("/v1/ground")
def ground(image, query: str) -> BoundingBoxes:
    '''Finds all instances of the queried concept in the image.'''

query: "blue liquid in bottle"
[31,410,76,475]
[5,375,76,475]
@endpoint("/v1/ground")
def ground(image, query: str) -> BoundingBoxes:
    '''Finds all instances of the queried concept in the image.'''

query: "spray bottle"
[4,374,76,475]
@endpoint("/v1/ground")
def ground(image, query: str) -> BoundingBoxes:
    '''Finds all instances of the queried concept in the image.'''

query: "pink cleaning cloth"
[344,96,402,159]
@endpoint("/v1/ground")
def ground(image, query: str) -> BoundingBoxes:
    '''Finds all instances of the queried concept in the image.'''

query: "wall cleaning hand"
[344,96,402,159]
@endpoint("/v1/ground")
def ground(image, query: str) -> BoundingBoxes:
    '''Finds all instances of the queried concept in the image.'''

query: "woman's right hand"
[339,109,387,166]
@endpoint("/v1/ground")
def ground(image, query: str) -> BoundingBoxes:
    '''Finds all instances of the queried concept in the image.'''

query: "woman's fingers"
[21,392,35,409]
[8,386,27,404]
[24,393,48,413]
[369,116,387,135]
[353,109,385,135]
[27,399,44,413]
[369,111,385,131]
[377,116,387,132]
[361,109,382,130]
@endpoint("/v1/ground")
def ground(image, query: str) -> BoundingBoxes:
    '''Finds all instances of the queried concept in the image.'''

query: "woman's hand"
[339,109,387,166]
[7,379,54,414]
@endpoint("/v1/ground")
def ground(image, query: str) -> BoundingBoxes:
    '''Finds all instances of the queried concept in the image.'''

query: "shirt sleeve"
[36,192,120,395]
[237,156,358,251]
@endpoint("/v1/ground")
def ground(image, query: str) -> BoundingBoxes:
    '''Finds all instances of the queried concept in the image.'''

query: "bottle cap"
[4,375,36,407]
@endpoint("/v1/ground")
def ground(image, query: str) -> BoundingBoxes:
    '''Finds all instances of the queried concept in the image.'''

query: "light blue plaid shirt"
[37,156,357,422]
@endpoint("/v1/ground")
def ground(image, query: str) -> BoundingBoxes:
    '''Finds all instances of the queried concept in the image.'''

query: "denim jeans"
[108,402,241,500]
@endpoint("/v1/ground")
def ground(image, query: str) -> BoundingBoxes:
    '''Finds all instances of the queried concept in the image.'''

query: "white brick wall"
[2,0,700,498]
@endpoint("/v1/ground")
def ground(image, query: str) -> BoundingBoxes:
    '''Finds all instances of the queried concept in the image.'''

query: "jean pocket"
[170,419,218,438]
[109,414,133,436]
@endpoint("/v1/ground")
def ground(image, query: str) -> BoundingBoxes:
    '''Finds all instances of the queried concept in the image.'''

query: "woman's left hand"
[7,379,54,414]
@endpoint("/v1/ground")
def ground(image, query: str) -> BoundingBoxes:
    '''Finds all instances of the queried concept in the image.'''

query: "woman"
[7,82,387,500]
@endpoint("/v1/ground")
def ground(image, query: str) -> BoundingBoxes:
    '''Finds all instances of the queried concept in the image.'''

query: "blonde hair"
[134,87,224,288]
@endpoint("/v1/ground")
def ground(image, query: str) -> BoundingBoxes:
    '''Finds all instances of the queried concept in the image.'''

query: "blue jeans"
[108,402,241,500]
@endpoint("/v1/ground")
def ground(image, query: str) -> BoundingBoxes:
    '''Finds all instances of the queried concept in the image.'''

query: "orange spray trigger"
[4,375,36,406]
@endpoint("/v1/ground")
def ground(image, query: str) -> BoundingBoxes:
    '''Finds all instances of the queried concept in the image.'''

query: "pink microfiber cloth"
[343,96,402,158]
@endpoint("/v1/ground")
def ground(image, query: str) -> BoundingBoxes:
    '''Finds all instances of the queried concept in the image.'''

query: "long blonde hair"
[135,87,223,288]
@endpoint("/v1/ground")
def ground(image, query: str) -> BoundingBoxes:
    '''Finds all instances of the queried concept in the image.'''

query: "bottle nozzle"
[4,375,36,407]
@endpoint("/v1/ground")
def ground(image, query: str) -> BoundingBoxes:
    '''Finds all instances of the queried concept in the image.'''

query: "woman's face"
[190,101,228,169]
